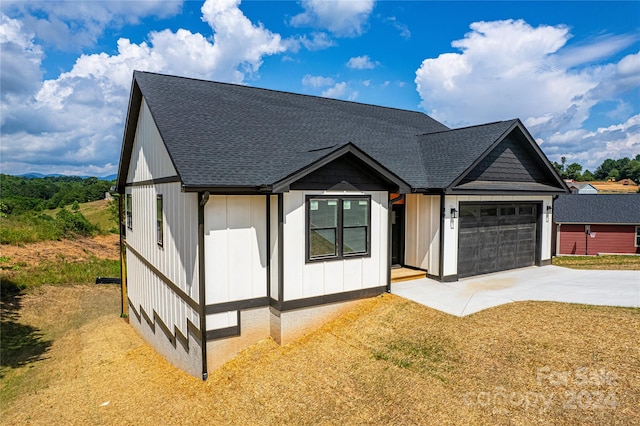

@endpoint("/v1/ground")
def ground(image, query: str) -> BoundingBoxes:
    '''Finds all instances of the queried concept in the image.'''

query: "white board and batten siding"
[203,196,267,331]
[281,190,388,301]
[441,195,554,277]
[125,97,200,342]
[404,194,441,276]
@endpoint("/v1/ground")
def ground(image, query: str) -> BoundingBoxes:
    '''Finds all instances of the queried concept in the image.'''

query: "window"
[307,196,370,261]
[156,195,163,247]
[126,194,132,229]
[636,226,640,248]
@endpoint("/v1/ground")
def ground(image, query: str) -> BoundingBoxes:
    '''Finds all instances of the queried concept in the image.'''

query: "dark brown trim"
[205,297,270,315]
[123,241,199,311]
[266,195,271,299]
[438,193,445,280]
[440,274,459,283]
[198,192,208,380]
[119,195,128,317]
[278,193,284,305]
[128,298,202,349]
[206,311,241,341]
[270,286,386,312]
[125,175,181,187]
[116,77,142,193]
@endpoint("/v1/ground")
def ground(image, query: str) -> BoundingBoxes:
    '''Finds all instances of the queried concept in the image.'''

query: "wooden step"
[391,268,426,283]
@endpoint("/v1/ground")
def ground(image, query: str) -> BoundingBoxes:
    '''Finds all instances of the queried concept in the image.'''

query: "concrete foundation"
[206,306,271,372]
[129,307,203,379]
[269,299,362,346]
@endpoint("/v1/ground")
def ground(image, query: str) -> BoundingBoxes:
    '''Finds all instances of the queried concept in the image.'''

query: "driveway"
[391,265,640,316]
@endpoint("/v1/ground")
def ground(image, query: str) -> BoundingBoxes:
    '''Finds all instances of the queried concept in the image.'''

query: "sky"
[1,0,639,177]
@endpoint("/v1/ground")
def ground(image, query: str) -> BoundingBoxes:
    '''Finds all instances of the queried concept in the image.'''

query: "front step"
[391,268,426,283]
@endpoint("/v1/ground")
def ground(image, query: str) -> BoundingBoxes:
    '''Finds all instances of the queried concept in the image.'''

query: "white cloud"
[0,14,43,100]
[290,0,374,37]
[0,0,288,176]
[543,114,640,169]
[385,16,410,39]
[321,82,358,101]
[2,0,183,50]
[302,74,335,88]
[289,32,336,51]
[346,55,379,69]
[414,19,640,165]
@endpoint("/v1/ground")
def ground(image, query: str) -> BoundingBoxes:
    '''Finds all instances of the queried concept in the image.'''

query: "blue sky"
[1,0,639,177]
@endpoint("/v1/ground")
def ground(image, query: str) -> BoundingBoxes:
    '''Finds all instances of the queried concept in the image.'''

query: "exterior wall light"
[450,207,458,218]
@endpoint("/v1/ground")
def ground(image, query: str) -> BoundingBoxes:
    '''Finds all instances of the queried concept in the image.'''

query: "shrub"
[55,208,95,238]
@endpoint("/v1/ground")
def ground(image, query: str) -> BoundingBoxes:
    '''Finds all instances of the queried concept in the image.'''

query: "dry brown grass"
[553,255,640,270]
[2,284,638,425]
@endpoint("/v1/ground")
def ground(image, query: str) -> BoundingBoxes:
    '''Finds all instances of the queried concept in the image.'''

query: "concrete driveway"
[391,265,640,317]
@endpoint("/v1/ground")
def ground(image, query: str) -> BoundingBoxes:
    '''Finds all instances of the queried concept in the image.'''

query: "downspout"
[439,193,445,281]
[198,192,209,381]
[118,192,128,317]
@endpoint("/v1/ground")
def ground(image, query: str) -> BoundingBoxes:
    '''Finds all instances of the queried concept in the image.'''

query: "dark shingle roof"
[416,120,517,188]
[131,71,448,189]
[554,194,640,224]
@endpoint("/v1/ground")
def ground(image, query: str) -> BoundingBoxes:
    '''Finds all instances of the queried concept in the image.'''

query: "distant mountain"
[16,173,117,181]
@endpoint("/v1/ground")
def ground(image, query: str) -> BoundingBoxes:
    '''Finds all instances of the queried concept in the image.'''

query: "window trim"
[126,193,133,230]
[635,225,640,248]
[156,194,163,247]
[305,195,371,263]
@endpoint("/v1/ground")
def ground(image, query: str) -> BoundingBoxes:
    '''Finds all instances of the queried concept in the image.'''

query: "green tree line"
[0,174,114,215]
[552,155,640,182]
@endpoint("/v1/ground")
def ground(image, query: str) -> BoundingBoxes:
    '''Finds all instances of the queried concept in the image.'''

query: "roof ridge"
[417,119,518,137]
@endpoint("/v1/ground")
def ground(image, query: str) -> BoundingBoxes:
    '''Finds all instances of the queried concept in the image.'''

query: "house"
[553,194,640,255]
[565,181,598,194]
[116,71,568,379]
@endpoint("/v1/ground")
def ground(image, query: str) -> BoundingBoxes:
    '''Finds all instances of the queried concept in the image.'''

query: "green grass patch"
[371,336,457,381]
[45,199,118,234]
[1,258,120,292]
[553,255,640,270]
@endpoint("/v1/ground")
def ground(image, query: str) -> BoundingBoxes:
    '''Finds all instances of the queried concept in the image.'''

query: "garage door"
[458,203,538,278]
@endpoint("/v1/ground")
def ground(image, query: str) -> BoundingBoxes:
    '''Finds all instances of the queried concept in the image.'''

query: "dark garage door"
[458,203,538,278]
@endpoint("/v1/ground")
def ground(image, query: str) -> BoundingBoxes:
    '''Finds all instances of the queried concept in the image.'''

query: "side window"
[635,226,640,248]
[126,193,132,230]
[157,194,163,247]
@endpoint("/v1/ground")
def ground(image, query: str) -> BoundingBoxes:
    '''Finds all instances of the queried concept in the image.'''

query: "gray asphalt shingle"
[554,194,640,224]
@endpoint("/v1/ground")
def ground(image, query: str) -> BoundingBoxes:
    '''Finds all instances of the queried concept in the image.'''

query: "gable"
[452,126,567,193]
[290,152,397,191]
[126,98,178,184]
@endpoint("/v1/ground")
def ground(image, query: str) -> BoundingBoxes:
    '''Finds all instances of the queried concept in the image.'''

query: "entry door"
[458,203,538,278]
[391,204,405,266]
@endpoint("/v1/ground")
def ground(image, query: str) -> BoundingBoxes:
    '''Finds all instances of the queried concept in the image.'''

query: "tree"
[581,169,594,181]
[565,163,582,181]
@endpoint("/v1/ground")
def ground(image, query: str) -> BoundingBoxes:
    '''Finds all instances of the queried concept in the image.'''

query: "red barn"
[553,194,640,255]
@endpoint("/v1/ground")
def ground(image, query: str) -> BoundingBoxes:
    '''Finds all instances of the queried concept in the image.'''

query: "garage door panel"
[458,203,537,278]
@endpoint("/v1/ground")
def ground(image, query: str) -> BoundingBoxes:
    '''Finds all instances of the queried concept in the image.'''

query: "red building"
[553,194,640,255]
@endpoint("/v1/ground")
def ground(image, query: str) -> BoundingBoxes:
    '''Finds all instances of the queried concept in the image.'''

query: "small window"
[126,194,132,230]
[500,207,516,216]
[480,207,497,217]
[307,196,370,261]
[635,226,640,248]
[156,195,163,247]
[519,206,533,215]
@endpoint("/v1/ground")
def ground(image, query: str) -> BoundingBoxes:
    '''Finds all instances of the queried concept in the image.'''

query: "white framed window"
[156,194,163,247]
[635,226,640,248]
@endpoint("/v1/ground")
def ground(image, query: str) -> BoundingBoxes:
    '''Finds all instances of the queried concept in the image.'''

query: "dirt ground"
[0,234,119,267]
[2,289,639,424]
[1,237,639,425]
